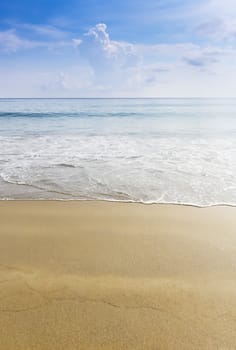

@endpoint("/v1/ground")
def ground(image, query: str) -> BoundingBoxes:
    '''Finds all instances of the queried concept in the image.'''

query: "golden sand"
[0,201,236,349]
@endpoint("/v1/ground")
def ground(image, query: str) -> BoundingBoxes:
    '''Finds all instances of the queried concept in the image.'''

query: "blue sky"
[0,0,236,97]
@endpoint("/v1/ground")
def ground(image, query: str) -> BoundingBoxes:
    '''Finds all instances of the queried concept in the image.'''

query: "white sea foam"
[0,98,236,205]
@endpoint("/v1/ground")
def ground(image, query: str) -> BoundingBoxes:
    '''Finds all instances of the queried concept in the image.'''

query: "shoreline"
[1,197,236,208]
[0,201,236,349]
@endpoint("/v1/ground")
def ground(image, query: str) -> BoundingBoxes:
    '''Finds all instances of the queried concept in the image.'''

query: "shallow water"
[0,98,236,206]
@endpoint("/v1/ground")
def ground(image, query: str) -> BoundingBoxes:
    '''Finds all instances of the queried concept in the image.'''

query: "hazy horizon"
[0,96,236,100]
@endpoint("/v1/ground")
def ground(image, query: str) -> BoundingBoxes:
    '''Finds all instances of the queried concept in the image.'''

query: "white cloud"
[72,38,82,48]
[194,0,236,42]
[125,63,173,88]
[62,23,236,96]
[16,23,70,39]
[71,23,141,90]
[39,65,94,95]
[0,27,73,53]
[182,46,225,69]
[196,18,236,41]
[85,23,135,59]
[204,0,236,17]
[1,21,236,97]
[0,29,34,52]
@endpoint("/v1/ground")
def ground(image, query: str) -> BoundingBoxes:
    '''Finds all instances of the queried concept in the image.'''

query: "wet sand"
[0,201,236,349]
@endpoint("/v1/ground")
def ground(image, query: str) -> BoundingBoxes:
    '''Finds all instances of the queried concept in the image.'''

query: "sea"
[0,98,235,206]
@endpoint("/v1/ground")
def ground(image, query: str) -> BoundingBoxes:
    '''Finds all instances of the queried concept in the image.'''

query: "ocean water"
[0,98,236,206]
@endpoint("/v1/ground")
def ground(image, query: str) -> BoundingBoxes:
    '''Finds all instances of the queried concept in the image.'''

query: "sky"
[0,0,236,97]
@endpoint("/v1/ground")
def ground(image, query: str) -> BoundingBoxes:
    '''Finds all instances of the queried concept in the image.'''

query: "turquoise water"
[0,98,236,205]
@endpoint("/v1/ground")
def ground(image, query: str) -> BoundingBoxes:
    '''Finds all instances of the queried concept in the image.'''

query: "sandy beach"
[0,201,236,349]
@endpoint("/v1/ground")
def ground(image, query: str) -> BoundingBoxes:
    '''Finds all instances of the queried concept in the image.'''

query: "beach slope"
[0,201,236,349]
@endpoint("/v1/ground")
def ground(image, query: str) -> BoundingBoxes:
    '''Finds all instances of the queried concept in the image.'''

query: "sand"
[0,201,236,349]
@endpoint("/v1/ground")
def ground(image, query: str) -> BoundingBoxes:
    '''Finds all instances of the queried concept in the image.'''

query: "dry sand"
[0,201,236,349]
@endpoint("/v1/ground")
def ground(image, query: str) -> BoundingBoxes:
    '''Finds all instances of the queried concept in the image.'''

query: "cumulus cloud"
[1,19,236,97]
[85,23,135,59]
[51,23,236,94]
[74,23,139,72]
[71,23,142,91]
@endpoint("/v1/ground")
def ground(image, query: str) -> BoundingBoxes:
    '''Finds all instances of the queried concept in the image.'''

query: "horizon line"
[1,97,236,100]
